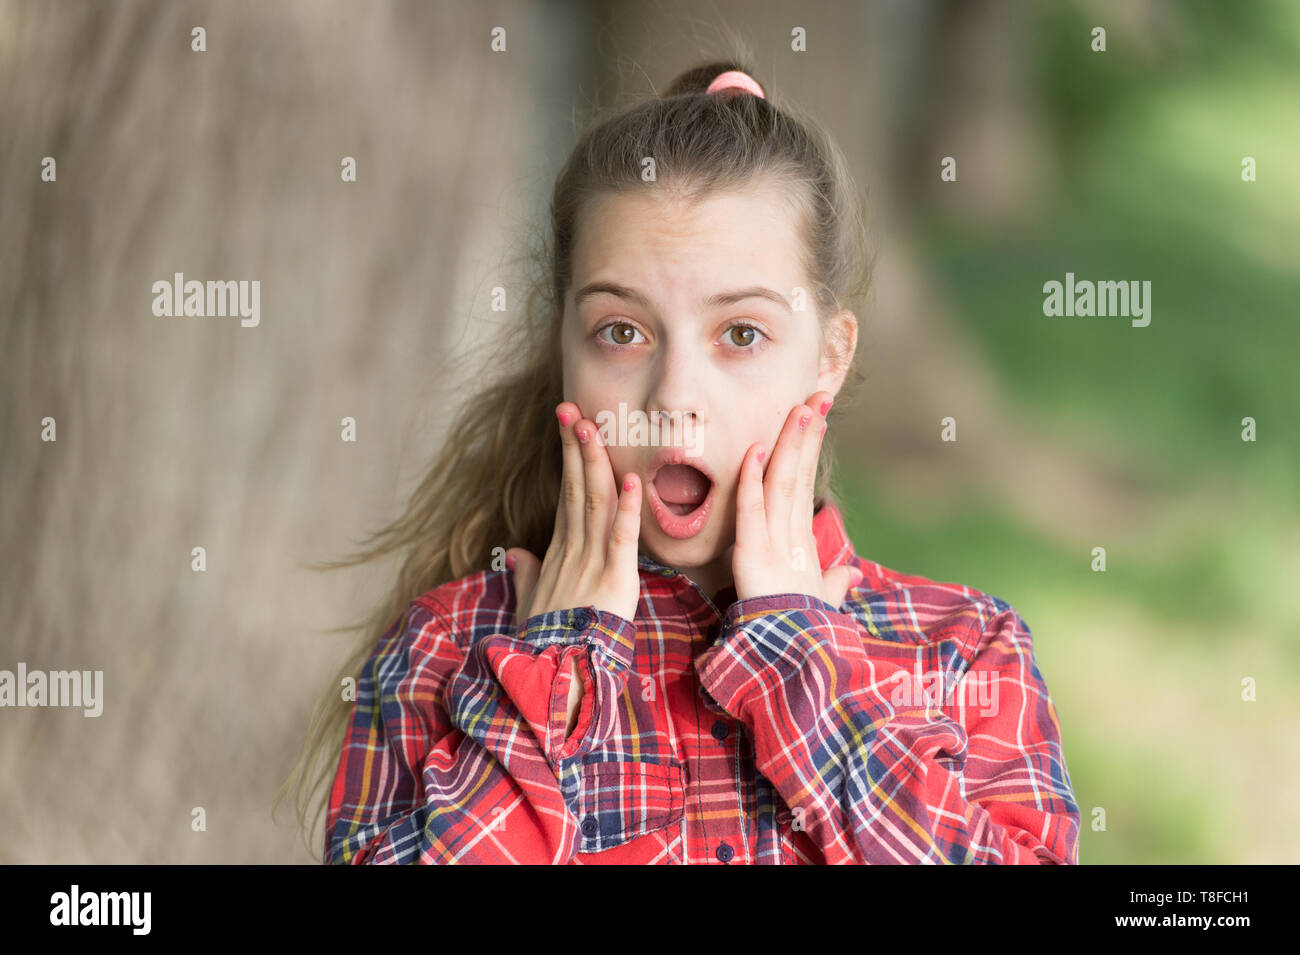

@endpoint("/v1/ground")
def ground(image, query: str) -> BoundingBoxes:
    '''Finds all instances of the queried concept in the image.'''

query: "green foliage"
[865,2,1300,863]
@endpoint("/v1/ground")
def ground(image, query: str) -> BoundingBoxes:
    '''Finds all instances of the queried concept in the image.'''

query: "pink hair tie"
[706,70,765,100]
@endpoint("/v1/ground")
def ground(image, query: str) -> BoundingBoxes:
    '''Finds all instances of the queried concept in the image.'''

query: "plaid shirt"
[325,498,1079,864]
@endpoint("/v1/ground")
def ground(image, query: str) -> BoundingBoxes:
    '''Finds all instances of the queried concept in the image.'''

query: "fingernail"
[757,448,765,464]
[576,426,589,443]
[557,409,574,427]
[819,399,832,415]
[506,553,516,570]
[623,475,635,492]
[849,566,863,586]
[799,413,811,431]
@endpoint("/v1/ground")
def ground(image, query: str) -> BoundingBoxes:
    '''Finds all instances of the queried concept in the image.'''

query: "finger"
[555,402,585,553]
[735,442,768,559]
[821,562,864,611]
[574,417,616,566]
[537,402,581,608]
[796,391,831,537]
[765,403,813,552]
[606,471,643,608]
[807,390,834,421]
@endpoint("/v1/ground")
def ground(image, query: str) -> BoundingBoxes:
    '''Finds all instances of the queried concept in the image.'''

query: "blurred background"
[1,0,1296,864]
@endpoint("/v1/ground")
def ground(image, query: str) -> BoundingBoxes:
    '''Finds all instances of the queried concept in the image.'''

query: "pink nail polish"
[623,476,635,492]
[799,413,811,431]
[757,448,765,464]
[557,409,574,427]
[820,400,832,415]
[576,426,589,443]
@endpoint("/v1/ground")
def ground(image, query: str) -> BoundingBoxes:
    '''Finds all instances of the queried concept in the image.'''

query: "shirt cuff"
[702,592,857,717]
[516,606,637,673]
[514,606,638,765]
[721,591,841,628]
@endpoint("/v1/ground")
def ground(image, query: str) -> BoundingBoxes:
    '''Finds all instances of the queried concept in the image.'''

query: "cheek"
[565,367,610,416]
[569,370,649,435]
[749,398,791,437]
[733,400,794,463]
[605,446,636,485]
[562,324,613,402]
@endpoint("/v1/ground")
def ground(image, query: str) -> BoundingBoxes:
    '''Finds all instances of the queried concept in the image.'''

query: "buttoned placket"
[634,551,753,864]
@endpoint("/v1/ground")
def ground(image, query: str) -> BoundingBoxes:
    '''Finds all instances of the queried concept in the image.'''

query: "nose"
[643,407,700,434]
[645,341,706,432]
[642,406,704,463]
[645,402,703,445]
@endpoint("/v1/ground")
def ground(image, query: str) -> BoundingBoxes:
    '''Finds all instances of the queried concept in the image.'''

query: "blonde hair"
[275,58,873,860]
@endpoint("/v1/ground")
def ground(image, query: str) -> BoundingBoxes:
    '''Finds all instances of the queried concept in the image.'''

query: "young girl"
[282,61,1080,864]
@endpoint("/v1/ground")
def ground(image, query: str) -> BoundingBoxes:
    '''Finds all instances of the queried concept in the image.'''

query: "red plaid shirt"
[325,498,1080,864]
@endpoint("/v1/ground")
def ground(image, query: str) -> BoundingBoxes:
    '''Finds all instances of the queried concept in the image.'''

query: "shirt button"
[581,816,598,837]
[571,609,591,629]
[711,720,729,741]
[716,841,734,863]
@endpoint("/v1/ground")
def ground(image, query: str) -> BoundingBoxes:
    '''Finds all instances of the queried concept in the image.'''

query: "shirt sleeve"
[324,597,638,864]
[695,591,1080,864]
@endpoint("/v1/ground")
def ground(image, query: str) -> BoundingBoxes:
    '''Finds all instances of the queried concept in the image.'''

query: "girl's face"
[561,181,857,594]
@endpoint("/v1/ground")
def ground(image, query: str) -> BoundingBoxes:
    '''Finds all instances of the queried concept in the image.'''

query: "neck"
[677,543,735,604]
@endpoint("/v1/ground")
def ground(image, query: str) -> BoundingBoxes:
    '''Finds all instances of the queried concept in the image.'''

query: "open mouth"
[647,457,715,539]
[654,464,712,515]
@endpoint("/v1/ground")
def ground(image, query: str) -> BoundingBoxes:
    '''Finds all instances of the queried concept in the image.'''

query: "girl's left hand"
[732,390,864,607]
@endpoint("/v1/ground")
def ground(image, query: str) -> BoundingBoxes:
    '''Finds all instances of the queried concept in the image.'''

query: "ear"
[816,309,858,397]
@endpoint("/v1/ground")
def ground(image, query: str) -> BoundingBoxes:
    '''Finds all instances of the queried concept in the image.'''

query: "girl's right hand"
[506,403,642,737]
[506,401,643,633]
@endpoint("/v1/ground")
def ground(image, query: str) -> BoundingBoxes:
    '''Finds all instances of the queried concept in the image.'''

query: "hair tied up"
[705,70,765,100]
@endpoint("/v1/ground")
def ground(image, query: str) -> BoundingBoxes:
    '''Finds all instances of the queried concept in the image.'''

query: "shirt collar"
[811,496,856,571]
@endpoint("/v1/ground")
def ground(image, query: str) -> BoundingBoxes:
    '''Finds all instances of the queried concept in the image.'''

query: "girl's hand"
[506,403,642,738]
[732,390,863,608]
[506,402,643,630]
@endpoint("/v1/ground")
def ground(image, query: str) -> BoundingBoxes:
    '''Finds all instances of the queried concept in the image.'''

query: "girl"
[281,61,1080,864]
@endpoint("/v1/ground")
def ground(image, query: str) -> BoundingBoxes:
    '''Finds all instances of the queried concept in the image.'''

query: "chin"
[643,514,728,565]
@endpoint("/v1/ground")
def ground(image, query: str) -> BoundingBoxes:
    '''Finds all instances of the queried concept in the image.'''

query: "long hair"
[275,57,874,860]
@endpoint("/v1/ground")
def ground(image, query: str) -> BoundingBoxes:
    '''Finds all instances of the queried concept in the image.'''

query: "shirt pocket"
[575,758,687,853]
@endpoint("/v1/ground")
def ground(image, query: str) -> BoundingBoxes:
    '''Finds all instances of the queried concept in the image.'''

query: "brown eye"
[728,324,764,347]
[596,322,645,347]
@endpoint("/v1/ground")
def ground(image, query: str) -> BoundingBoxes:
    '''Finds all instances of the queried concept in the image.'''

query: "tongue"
[654,464,710,506]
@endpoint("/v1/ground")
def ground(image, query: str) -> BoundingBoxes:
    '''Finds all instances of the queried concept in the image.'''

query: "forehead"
[570,181,809,305]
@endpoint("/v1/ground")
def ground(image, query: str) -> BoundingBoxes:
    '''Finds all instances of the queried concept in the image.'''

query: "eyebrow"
[573,281,792,313]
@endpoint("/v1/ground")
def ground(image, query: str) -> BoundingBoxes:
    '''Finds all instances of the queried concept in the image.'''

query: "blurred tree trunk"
[0,0,569,862]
